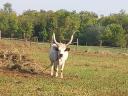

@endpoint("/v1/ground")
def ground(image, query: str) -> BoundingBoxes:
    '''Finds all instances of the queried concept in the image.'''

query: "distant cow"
[49,32,75,78]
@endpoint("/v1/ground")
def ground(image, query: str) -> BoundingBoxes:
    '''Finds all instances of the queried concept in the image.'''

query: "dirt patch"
[0,50,43,74]
[0,67,50,79]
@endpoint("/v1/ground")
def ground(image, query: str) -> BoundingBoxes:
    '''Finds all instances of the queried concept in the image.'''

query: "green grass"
[0,39,128,96]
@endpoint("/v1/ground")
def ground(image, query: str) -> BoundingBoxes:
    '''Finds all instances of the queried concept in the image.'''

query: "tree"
[7,12,18,38]
[102,24,126,47]
[46,10,57,41]
[64,12,80,41]
[18,15,33,39]
[3,3,12,13]
[0,12,9,36]
[0,3,16,37]
[79,25,104,45]
[55,9,70,42]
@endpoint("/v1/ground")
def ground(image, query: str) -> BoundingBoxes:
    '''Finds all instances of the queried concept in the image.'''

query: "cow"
[49,32,75,78]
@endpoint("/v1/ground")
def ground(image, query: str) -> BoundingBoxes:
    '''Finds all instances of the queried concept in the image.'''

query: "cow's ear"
[55,47,59,51]
[65,48,70,51]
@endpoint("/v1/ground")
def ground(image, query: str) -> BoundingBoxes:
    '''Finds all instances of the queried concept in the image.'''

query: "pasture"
[0,39,128,96]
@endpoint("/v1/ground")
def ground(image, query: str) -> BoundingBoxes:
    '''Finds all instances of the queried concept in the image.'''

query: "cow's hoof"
[55,75,58,77]
[60,76,63,79]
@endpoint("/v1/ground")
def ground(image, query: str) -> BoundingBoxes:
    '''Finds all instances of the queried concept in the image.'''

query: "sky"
[0,0,128,16]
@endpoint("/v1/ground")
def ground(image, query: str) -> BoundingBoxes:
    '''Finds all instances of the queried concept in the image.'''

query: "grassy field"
[0,39,128,96]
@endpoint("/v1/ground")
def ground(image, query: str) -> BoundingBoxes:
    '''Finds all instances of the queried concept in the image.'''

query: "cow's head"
[53,32,75,59]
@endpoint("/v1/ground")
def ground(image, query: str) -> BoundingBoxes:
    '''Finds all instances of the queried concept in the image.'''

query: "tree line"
[0,3,128,48]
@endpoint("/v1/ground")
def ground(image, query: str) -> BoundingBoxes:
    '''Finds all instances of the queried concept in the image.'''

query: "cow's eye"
[65,48,70,51]
[55,47,59,51]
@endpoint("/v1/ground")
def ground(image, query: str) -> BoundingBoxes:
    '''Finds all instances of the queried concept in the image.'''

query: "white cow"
[49,32,75,78]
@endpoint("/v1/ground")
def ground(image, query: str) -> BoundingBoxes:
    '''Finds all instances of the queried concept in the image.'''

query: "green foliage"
[3,3,12,13]
[0,12,9,33]
[18,15,33,39]
[46,11,57,41]
[0,3,128,47]
[33,11,48,41]
[79,25,104,45]
[8,12,18,37]
[102,24,126,47]
[64,12,80,39]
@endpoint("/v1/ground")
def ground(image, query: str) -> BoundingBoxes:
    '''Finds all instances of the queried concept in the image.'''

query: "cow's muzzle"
[59,54,63,58]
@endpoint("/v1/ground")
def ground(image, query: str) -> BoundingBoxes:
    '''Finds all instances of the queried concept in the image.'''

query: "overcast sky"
[0,0,127,16]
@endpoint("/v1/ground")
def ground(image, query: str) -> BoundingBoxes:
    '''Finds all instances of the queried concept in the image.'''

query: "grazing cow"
[49,32,75,78]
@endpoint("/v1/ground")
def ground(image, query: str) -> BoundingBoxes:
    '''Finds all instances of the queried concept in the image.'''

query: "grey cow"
[49,32,75,78]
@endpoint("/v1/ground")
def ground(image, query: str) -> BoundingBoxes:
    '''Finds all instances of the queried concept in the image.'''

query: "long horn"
[53,33,59,45]
[66,32,75,46]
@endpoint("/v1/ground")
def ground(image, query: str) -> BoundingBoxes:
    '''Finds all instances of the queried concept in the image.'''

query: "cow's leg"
[55,64,58,77]
[51,62,54,76]
[60,63,65,78]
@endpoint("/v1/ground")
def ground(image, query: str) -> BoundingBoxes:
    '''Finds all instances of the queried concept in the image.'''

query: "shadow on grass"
[0,66,51,79]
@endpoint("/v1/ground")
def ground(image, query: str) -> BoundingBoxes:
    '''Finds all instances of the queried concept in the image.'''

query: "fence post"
[36,37,38,43]
[0,30,1,39]
[99,40,102,47]
[86,42,87,46]
[76,38,79,50]
[77,38,79,46]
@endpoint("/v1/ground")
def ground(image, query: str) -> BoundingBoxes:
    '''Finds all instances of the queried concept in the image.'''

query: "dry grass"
[0,39,128,96]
